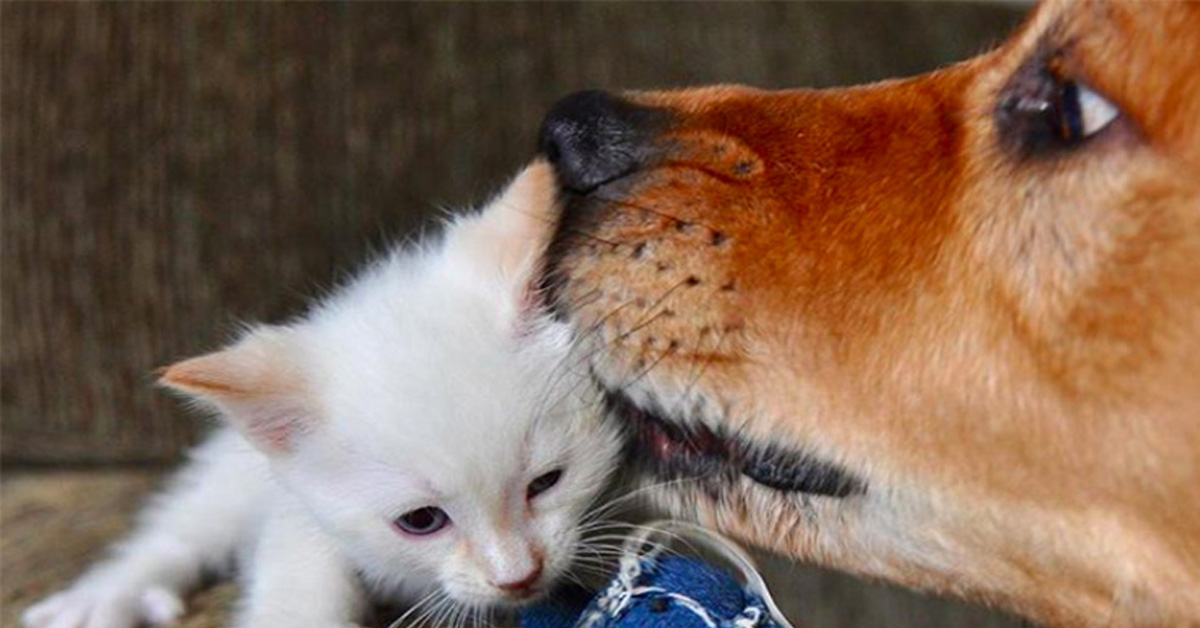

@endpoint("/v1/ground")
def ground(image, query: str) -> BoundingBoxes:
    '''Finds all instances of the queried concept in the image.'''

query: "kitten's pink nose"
[493,559,544,597]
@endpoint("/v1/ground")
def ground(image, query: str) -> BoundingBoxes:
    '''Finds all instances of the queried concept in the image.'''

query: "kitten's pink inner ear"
[157,330,313,454]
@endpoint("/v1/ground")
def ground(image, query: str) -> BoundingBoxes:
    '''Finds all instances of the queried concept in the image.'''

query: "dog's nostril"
[538,89,656,193]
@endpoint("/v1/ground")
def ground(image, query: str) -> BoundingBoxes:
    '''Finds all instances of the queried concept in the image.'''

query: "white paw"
[22,583,185,628]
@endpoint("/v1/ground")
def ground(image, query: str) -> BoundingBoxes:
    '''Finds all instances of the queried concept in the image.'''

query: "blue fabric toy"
[520,522,792,628]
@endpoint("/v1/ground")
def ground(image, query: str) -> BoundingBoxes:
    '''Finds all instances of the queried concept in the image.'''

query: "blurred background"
[2,3,1032,627]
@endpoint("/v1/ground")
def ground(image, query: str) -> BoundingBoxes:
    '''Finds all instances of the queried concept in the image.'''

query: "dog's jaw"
[600,381,866,498]
[564,299,1200,626]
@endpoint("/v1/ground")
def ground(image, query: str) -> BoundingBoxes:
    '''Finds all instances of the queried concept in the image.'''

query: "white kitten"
[24,162,623,628]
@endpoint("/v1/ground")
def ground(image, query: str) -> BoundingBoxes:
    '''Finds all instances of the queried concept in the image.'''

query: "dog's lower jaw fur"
[592,337,1200,627]
[560,219,1200,625]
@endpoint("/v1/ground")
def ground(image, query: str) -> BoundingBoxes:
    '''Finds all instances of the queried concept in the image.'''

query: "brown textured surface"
[1,471,236,628]
[2,2,1026,465]
[1,471,1028,628]
[1,3,1031,626]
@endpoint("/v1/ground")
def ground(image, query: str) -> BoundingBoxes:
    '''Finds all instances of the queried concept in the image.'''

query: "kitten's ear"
[157,326,315,455]
[449,159,559,287]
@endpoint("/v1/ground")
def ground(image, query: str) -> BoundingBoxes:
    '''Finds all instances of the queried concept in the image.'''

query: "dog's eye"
[1071,82,1119,139]
[996,55,1121,155]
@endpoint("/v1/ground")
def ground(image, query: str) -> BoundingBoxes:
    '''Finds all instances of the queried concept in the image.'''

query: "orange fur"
[546,1,1200,625]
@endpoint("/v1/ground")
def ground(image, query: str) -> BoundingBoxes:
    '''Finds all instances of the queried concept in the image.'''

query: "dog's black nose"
[538,90,656,193]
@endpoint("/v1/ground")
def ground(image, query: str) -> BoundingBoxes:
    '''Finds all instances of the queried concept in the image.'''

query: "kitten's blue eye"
[394,507,450,536]
[527,469,563,500]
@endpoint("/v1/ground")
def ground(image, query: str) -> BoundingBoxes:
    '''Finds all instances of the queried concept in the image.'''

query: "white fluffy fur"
[24,163,623,628]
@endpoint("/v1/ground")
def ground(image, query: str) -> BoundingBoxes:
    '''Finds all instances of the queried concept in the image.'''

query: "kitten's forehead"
[310,386,581,515]
[313,312,584,487]
[292,204,591,500]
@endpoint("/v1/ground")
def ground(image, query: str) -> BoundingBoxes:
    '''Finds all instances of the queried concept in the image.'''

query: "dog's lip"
[599,381,867,498]
[604,383,730,482]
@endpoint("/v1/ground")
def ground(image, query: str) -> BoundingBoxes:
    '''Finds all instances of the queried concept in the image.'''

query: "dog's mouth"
[541,157,865,500]
[600,383,865,499]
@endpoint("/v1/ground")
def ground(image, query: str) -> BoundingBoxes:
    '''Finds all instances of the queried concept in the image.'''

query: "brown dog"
[535,1,1200,626]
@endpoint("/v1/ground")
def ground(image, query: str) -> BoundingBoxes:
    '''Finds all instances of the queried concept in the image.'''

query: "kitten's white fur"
[24,162,622,628]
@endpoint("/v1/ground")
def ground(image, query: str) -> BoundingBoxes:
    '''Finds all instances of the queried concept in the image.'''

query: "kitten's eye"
[997,55,1122,155]
[394,507,450,536]
[527,469,563,500]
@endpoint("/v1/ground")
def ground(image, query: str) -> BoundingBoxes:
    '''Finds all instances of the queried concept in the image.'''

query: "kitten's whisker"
[405,593,443,628]
[577,521,637,535]
[529,285,656,429]
[568,561,617,579]
[406,592,446,628]
[387,590,440,628]
[562,570,594,591]
[570,557,620,573]
[462,602,478,628]
[527,275,694,445]
[579,536,676,555]
[428,594,459,628]
[579,529,697,560]
[430,594,461,628]
[440,605,459,628]
[544,274,685,396]
[581,476,705,522]
[598,520,699,543]
[573,544,625,561]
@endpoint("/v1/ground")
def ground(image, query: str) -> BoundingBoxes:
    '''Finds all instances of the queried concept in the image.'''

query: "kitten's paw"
[22,584,185,628]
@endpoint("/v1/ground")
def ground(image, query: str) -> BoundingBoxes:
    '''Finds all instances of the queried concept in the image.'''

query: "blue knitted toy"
[520,522,792,628]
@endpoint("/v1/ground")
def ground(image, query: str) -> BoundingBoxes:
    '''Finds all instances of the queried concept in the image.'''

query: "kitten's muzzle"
[493,557,544,599]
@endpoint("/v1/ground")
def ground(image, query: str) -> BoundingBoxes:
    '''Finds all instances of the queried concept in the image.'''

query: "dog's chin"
[598,381,867,500]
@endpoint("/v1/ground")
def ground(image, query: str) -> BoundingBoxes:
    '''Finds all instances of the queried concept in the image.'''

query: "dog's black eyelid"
[996,56,1092,157]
